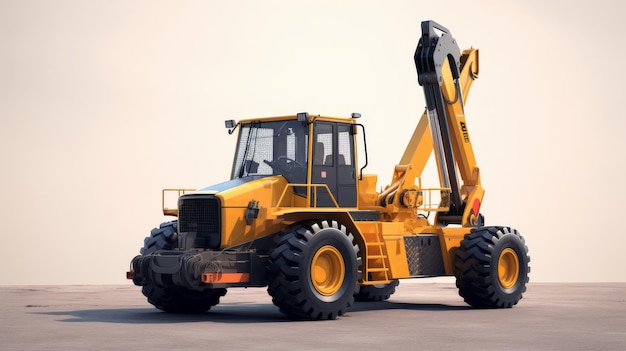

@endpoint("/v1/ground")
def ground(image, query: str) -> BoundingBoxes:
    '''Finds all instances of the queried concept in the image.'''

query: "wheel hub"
[497,248,519,289]
[311,245,345,296]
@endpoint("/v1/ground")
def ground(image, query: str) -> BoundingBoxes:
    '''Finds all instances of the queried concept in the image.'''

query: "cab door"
[311,122,357,207]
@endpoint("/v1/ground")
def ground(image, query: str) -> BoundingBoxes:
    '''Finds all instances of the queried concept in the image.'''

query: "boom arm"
[399,48,479,181]
[414,20,483,226]
[378,21,482,227]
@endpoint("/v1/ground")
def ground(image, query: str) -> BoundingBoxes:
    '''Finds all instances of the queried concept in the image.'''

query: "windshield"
[231,120,308,184]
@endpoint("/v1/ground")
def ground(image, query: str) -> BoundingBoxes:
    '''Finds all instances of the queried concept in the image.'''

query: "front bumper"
[129,250,268,290]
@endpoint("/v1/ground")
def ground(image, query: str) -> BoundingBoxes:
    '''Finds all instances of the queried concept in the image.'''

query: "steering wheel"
[263,156,303,173]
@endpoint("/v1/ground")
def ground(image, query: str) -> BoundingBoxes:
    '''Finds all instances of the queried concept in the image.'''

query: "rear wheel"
[355,281,400,301]
[266,220,361,320]
[138,221,227,313]
[454,226,530,308]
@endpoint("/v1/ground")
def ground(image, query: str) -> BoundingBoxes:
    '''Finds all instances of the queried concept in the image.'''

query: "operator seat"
[324,154,345,166]
[314,142,325,165]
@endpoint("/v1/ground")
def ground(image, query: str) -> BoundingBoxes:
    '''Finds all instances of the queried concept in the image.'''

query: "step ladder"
[363,230,391,283]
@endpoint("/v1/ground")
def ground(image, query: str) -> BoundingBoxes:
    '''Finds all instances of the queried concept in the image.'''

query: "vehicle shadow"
[33,300,471,324]
[351,300,471,313]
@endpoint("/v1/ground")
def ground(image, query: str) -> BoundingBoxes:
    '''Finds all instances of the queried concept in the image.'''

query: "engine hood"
[192,175,289,208]
[197,175,269,194]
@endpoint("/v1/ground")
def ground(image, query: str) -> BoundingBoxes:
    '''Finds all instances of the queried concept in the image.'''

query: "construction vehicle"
[128,20,530,320]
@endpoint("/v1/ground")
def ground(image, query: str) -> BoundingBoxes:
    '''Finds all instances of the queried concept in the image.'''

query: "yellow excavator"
[128,20,530,320]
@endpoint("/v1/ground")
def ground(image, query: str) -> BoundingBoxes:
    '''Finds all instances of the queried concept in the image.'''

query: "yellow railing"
[162,188,195,216]
[417,188,452,212]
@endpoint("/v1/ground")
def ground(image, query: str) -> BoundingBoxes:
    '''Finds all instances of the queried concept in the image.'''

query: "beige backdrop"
[2,0,624,285]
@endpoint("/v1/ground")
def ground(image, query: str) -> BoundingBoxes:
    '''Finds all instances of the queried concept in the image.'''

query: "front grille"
[178,195,221,249]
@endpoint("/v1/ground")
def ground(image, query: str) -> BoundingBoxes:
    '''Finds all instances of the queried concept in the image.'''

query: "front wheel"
[454,226,530,308]
[141,221,178,255]
[266,220,361,320]
[137,221,227,313]
[142,285,226,313]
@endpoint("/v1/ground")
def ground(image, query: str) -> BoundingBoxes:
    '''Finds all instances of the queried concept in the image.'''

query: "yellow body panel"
[214,176,291,247]
[437,227,470,275]
[357,174,378,208]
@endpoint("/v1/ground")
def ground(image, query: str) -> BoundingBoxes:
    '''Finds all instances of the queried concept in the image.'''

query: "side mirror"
[225,120,238,135]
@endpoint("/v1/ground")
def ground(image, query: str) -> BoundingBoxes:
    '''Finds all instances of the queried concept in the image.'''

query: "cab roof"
[235,112,361,125]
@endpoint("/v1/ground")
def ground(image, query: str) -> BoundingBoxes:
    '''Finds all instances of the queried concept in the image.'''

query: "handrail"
[162,188,195,216]
[418,187,452,212]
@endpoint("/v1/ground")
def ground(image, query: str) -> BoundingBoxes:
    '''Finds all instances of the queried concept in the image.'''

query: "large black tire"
[454,226,530,308]
[138,221,227,313]
[266,220,361,320]
[140,221,178,255]
[142,285,226,314]
[355,280,400,302]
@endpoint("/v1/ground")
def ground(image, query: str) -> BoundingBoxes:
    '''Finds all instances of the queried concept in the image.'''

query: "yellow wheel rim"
[311,245,345,296]
[498,248,519,289]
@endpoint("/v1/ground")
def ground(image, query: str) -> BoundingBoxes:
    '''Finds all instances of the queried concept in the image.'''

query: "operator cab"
[228,114,358,207]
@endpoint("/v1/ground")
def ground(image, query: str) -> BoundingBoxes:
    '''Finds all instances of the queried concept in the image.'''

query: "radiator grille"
[178,195,221,249]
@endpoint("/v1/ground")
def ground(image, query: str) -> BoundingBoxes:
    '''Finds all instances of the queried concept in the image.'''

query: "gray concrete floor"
[1,282,625,350]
